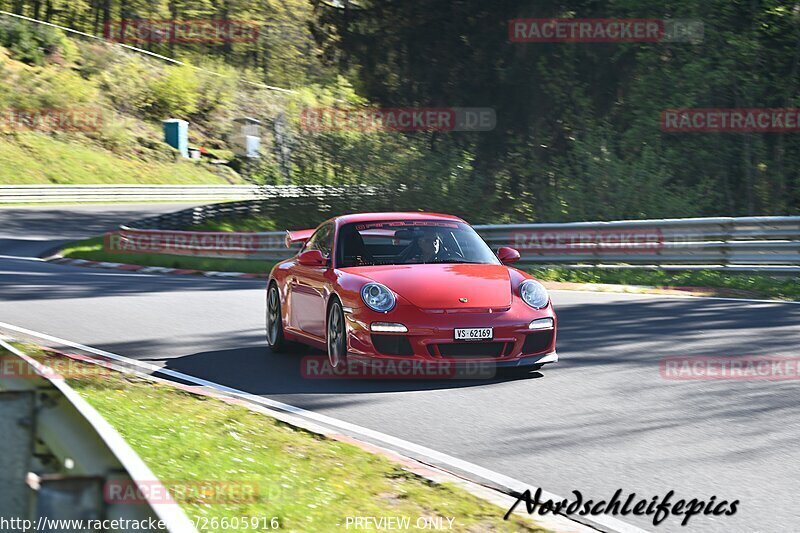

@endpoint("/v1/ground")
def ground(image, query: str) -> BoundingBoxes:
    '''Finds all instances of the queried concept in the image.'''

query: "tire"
[326,300,348,369]
[266,283,288,352]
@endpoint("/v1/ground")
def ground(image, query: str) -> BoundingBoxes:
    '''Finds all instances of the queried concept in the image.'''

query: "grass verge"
[192,216,278,232]
[531,267,800,301]
[0,134,237,185]
[9,345,546,532]
[59,236,276,274]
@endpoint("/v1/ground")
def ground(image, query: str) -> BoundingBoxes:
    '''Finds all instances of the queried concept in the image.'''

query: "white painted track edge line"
[0,320,650,533]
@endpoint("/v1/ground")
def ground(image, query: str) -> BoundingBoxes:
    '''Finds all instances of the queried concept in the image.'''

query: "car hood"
[342,263,512,309]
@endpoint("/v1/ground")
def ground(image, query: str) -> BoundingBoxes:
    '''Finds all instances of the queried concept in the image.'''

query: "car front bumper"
[343,301,558,368]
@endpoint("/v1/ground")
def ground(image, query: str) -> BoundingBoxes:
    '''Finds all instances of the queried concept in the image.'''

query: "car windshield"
[336,221,500,267]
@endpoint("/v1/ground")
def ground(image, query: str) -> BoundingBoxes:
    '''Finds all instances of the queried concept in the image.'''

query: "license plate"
[454,328,493,341]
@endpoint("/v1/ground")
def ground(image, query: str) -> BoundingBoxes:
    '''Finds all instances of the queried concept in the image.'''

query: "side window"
[303,224,333,258]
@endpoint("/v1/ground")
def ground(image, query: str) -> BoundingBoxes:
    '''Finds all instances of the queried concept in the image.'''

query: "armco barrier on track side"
[0,185,263,203]
[475,216,800,271]
[117,207,800,272]
[0,339,196,532]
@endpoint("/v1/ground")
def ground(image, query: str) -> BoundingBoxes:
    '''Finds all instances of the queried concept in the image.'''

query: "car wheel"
[327,300,347,369]
[266,283,287,351]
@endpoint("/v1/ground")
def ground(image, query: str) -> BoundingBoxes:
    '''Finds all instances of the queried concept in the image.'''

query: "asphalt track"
[1,205,799,533]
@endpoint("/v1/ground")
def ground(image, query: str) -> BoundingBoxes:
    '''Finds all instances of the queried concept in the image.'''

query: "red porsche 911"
[266,212,557,374]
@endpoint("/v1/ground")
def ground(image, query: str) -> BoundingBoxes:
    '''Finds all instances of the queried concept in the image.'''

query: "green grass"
[12,346,546,533]
[531,267,800,301]
[60,236,276,274]
[0,134,235,185]
[193,216,278,232]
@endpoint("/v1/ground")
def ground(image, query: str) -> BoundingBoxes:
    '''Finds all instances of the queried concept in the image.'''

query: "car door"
[289,223,333,339]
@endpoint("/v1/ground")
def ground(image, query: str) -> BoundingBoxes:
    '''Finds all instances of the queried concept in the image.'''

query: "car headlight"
[520,280,549,309]
[361,283,396,312]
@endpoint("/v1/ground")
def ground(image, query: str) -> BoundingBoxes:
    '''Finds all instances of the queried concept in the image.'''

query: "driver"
[418,232,441,262]
[406,230,443,263]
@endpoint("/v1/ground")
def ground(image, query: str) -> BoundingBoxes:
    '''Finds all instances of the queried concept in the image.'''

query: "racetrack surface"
[1,205,798,532]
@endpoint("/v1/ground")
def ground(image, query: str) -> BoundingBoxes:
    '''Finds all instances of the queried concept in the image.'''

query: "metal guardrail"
[123,185,378,229]
[0,338,196,532]
[474,216,800,271]
[117,204,800,271]
[0,185,264,203]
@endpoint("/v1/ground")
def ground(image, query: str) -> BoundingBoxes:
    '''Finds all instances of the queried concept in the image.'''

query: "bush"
[0,59,97,111]
[76,42,120,79]
[0,51,11,109]
[29,69,98,108]
[192,61,237,121]
[146,64,201,118]
[99,54,159,115]
[0,19,70,66]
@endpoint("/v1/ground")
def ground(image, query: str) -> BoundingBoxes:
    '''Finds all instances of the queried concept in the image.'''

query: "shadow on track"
[147,345,544,394]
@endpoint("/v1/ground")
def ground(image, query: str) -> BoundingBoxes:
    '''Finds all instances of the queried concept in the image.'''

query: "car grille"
[433,342,510,358]
[371,335,414,356]
[522,330,554,355]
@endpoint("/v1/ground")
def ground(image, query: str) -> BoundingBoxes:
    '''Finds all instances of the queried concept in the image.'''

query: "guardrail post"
[192,206,203,226]
[0,391,35,516]
[721,220,735,268]
[0,340,198,532]
[29,474,105,525]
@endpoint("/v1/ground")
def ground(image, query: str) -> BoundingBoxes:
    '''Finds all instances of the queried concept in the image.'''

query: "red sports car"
[266,212,557,375]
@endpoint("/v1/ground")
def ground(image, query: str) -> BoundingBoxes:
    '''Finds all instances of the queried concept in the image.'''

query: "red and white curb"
[45,256,268,279]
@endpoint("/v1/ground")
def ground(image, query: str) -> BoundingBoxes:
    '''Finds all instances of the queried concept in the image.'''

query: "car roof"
[333,212,466,226]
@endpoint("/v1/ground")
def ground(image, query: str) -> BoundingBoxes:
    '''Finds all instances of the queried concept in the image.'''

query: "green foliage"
[100,57,202,119]
[192,62,237,120]
[0,51,11,108]
[26,68,99,108]
[193,216,277,232]
[3,0,800,218]
[146,64,201,118]
[315,0,800,220]
[0,18,73,65]
[0,53,98,110]
[0,133,235,185]
[76,42,122,78]
[98,54,159,114]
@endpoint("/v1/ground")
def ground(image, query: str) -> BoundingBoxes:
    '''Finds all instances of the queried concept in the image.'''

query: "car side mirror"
[298,249,328,267]
[497,246,520,264]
